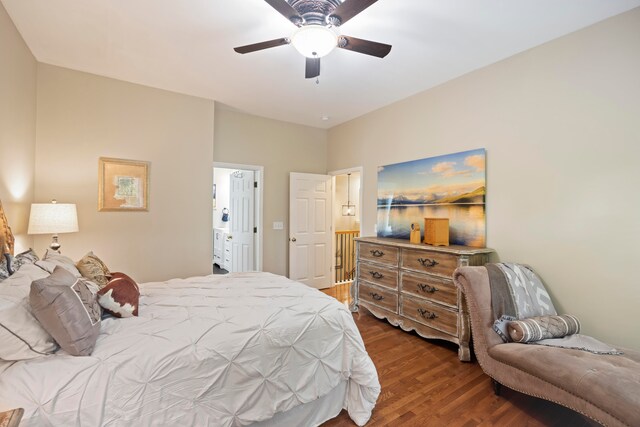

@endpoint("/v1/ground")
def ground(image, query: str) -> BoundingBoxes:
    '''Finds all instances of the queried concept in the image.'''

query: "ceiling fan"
[233,0,392,79]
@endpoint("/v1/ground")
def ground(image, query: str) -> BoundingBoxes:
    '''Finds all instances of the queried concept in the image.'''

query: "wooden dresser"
[351,237,493,361]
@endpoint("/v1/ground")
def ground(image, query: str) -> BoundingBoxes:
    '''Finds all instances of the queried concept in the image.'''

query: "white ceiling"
[3,0,640,128]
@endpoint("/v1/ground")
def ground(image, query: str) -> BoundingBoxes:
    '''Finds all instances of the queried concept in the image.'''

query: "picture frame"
[377,148,486,247]
[98,157,150,211]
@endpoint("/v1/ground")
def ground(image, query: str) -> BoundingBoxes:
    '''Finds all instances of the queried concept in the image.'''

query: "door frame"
[213,161,264,272]
[328,166,363,287]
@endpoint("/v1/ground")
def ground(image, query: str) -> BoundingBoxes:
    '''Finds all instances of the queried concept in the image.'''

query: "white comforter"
[0,272,380,426]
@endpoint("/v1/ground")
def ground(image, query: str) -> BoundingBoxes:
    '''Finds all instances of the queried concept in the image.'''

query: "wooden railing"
[335,230,360,284]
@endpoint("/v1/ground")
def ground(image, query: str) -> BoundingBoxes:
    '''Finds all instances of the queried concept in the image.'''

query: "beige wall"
[328,9,640,349]
[214,107,327,276]
[0,2,37,252]
[34,64,215,282]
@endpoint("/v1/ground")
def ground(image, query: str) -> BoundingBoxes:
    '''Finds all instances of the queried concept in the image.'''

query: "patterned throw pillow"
[0,254,10,281]
[97,272,140,318]
[508,314,581,343]
[30,266,102,356]
[11,249,40,273]
[76,252,111,288]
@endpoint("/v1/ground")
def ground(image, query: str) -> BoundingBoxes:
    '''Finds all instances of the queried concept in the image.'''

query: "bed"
[0,203,380,426]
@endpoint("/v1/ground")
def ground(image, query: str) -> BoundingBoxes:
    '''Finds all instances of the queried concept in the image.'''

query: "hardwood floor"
[320,282,352,308]
[320,284,595,427]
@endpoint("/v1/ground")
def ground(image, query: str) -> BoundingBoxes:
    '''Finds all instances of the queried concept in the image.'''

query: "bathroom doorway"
[212,162,263,273]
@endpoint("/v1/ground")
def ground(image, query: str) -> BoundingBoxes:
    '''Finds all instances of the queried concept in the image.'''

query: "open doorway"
[329,167,362,303]
[212,162,263,273]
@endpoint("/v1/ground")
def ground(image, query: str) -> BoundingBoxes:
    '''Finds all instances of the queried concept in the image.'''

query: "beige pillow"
[76,251,111,288]
[30,266,102,356]
[0,300,58,361]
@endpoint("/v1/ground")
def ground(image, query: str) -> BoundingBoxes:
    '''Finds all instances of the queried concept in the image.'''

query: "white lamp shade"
[28,203,79,234]
[291,25,338,58]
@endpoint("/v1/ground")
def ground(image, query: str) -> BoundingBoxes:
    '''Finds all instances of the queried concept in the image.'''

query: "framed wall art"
[377,148,486,247]
[98,157,149,211]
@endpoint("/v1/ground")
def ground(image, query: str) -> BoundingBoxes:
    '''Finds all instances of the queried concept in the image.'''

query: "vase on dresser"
[351,237,494,362]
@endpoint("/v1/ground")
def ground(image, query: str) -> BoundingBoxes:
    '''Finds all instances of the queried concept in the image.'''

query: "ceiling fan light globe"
[291,25,338,58]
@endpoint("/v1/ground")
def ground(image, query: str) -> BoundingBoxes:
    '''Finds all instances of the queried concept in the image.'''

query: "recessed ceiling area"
[3,0,639,128]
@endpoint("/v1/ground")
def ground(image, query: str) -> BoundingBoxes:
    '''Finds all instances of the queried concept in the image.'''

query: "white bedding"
[0,272,380,426]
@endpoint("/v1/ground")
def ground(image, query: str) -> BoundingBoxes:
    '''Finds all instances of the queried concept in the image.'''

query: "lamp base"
[50,235,61,252]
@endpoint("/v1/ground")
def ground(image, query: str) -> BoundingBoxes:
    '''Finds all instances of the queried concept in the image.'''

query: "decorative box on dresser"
[351,237,494,361]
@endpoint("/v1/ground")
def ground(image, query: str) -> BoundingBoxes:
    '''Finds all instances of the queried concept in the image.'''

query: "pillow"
[0,254,10,281]
[30,266,102,356]
[39,249,82,277]
[0,300,58,360]
[0,263,50,302]
[1,260,58,361]
[76,252,111,288]
[15,248,40,265]
[487,263,557,342]
[97,272,140,318]
[508,314,581,343]
[3,248,40,276]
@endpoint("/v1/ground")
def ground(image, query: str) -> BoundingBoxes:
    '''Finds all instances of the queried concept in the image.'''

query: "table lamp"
[28,200,79,251]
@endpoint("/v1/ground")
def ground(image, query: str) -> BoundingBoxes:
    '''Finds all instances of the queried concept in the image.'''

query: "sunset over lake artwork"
[377,148,486,247]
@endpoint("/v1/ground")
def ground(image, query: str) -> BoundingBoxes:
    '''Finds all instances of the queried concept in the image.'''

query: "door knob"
[290,237,297,242]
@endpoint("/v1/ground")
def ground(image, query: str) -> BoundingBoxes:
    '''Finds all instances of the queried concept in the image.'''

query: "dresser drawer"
[401,248,459,277]
[401,295,457,336]
[360,282,398,313]
[401,271,457,308]
[358,261,398,290]
[359,243,399,266]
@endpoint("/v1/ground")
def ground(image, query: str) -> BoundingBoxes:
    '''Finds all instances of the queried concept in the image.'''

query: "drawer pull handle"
[417,308,438,320]
[369,271,384,279]
[417,258,439,268]
[370,249,385,257]
[369,292,384,301]
[417,284,438,293]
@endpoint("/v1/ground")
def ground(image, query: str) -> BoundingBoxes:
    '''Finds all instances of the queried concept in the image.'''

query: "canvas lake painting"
[377,148,486,247]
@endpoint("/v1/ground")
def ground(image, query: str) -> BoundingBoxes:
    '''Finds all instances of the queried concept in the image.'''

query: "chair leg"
[492,379,502,396]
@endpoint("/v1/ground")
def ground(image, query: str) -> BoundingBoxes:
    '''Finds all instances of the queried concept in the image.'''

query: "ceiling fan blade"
[329,0,378,26]
[338,36,391,58]
[305,57,320,79]
[264,0,304,25]
[234,38,290,54]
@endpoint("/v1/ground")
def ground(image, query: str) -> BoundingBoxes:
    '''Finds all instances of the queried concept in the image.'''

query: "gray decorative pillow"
[10,249,40,274]
[15,248,39,263]
[30,266,101,356]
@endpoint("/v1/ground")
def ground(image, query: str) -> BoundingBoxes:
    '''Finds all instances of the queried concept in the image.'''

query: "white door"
[289,173,332,289]
[230,170,255,272]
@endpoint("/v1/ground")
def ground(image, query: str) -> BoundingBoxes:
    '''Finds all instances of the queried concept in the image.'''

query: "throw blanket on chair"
[487,263,622,354]
[486,263,556,338]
